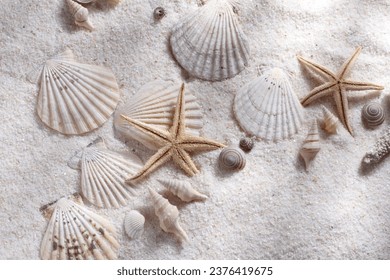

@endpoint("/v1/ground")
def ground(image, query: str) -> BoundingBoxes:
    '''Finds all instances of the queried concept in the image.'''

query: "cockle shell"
[148,188,188,242]
[239,137,254,152]
[170,0,250,81]
[299,120,321,170]
[40,193,119,260]
[321,106,339,134]
[234,68,304,141]
[158,179,208,202]
[66,0,94,31]
[35,48,119,134]
[124,210,145,239]
[114,80,203,150]
[69,137,143,208]
[362,102,385,127]
[218,146,246,171]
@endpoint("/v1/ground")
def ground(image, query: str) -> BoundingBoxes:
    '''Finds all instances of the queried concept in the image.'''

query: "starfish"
[121,83,225,182]
[298,46,384,135]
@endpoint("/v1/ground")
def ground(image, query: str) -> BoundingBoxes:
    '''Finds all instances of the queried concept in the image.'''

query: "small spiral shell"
[299,120,320,171]
[362,102,385,127]
[66,0,94,31]
[153,7,166,20]
[321,105,339,134]
[239,137,254,152]
[218,146,246,171]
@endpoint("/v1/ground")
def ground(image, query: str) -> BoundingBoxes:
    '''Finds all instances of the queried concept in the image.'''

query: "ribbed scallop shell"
[234,68,304,141]
[299,120,320,171]
[114,80,203,150]
[239,137,254,152]
[74,137,143,208]
[40,194,119,260]
[124,210,145,239]
[362,102,385,127]
[218,146,246,171]
[158,179,208,202]
[321,106,339,134]
[148,188,188,242]
[170,0,250,81]
[36,49,119,134]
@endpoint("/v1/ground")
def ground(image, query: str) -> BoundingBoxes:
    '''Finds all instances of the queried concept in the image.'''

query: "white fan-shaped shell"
[36,49,119,135]
[75,137,143,208]
[158,179,208,202]
[170,0,250,81]
[114,80,203,150]
[299,120,321,170]
[148,188,188,242]
[234,68,304,141]
[124,210,145,239]
[40,194,119,260]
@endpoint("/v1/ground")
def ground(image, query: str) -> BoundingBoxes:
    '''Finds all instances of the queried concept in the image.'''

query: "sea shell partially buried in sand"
[218,146,246,171]
[124,210,145,239]
[234,67,304,141]
[158,179,208,202]
[299,120,321,171]
[362,102,385,127]
[170,0,250,81]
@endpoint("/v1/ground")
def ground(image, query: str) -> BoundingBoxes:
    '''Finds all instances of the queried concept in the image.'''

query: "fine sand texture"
[1,0,390,259]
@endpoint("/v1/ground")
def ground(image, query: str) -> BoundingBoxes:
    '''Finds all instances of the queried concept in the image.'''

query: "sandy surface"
[1,0,390,259]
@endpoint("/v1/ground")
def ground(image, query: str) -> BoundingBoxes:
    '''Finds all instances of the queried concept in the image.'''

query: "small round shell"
[362,102,385,127]
[239,137,254,152]
[218,146,246,171]
[153,7,166,20]
[124,210,145,239]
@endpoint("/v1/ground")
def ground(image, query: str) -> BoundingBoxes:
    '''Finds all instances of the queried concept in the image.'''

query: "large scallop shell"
[233,67,304,141]
[299,120,320,171]
[362,102,385,127]
[218,146,246,171]
[114,80,203,150]
[35,48,119,134]
[71,137,143,208]
[170,0,250,81]
[158,179,208,202]
[40,193,119,260]
[124,210,145,239]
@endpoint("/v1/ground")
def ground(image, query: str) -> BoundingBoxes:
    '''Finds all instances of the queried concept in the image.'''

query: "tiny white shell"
[40,193,119,260]
[362,102,385,127]
[148,188,188,242]
[170,0,250,81]
[124,210,145,239]
[299,120,321,170]
[66,0,94,31]
[35,49,119,134]
[321,106,339,134]
[218,146,246,171]
[158,179,208,202]
[234,68,304,141]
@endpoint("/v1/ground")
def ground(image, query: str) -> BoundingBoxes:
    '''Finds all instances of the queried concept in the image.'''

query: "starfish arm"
[179,135,226,152]
[170,83,186,138]
[297,55,337,80]
[120,114,170,145]
[333,87,353,135]
[300,82,337,106]
[172,148,199,176]
[342,79,384,91]
[125,146,172,182]
[337,47,361,79]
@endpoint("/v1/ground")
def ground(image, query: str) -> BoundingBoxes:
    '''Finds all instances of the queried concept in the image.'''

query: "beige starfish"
[298,46,384,135]
[121,83,225,182]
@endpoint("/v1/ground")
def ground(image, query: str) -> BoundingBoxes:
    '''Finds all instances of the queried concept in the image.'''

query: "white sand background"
[1,0,390,259]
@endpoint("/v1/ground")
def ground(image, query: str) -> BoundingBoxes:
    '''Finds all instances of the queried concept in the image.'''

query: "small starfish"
[121,83,225,182]
[298,46,384,135]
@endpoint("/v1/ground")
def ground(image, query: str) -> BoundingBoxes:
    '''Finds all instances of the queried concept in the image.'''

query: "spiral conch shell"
[321,106,339,134]
[218,146,246,171]
[362,102,385,128]
[299,120,321,170]
[148,188,188,242]
[158,179,208,202]
[66,0,94,31]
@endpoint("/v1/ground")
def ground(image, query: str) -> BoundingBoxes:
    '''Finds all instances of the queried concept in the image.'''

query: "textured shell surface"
[362,102,385,127]
[114,80,203,150]
[66,0,94,31]
[363,126,390,164]
[40,194,119,260]
[321,105,339,134]
[124,210,145,239]
[218,146,246,171]
[239,137,254,152]
[78,137,143,208]
[170,0,250,81]
[148,188,188,242]
[299,120,321,171]
[36,48,119,135]
[233,68,304,141]
[158,179,208,202]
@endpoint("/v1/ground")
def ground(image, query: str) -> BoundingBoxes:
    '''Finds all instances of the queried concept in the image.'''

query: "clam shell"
[170,0,250,81]
[66,0,94,31]
[124,210,145,239]
[321,105,339,134]
[40,194,119,260]
[218,146,246,171]
[114,80,203,150]
[158,179,208,202]
[234,68,304,141]
[299,120,320,171]
[75,137,143,208]
[239,137,254,152]
[362,102,385,127]
[35,48,119,134]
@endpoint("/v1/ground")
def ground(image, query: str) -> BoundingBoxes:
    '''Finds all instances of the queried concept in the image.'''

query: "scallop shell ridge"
[124,210,145,239]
